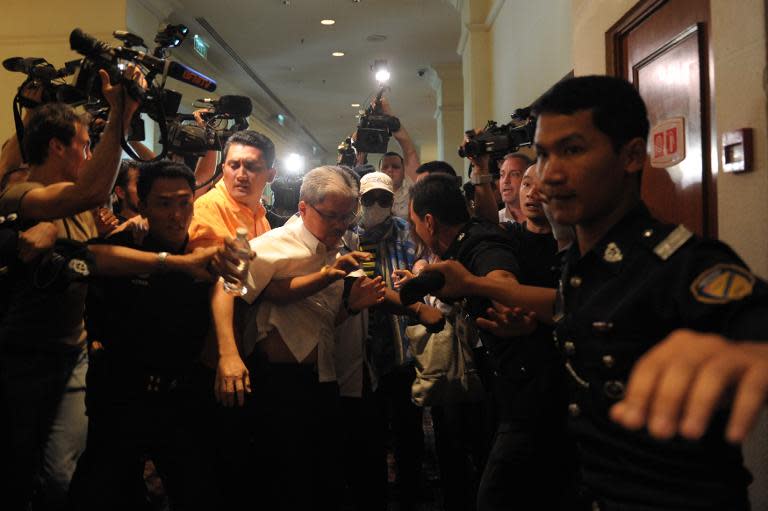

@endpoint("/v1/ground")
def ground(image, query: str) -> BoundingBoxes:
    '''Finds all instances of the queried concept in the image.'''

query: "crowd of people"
[0,63,766,511]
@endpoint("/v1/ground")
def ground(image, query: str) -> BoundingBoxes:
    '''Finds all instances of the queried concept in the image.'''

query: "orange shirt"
[188,180,271,250]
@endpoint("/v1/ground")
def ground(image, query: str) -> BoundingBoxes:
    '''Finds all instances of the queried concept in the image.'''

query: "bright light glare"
[375,69,390,83]
[284,153,304,174]
[351,103,360,107]
[321,19,336,25]
[332,51,345,57]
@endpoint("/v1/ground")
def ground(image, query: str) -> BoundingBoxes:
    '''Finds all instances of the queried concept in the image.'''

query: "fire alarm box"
[721,128,753,173]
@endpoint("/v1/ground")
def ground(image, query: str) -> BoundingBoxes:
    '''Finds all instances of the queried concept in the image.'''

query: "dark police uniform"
[443,219,574,511]
[69,231,216,511]
[555,202,768,511]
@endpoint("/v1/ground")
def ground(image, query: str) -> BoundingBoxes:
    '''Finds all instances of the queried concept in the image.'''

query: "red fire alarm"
[721,128,753,173]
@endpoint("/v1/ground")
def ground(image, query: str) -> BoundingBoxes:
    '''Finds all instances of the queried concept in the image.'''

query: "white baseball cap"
[359,171,394,196]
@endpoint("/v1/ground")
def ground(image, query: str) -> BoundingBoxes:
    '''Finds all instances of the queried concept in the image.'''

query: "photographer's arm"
[194,150,218,198]
[381,97,420,183]
[19,69,143,221]
[127,141,156,161]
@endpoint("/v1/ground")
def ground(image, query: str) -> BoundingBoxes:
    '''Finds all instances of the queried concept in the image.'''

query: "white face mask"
[361,204,391,228]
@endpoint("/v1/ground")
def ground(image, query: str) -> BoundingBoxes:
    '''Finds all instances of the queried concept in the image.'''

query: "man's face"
[380,155,404,188]
[535,110,634,226]
[520,164,546,223]
[116,167,140,215]
[60,122,92,181]
[408,200,438,255]
[222,144,276,207]
[499,157,526,206]
[299,193,358,249]
[139,177,194,249]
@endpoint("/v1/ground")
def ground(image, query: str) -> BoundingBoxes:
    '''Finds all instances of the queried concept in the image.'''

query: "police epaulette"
[651,224,693,261]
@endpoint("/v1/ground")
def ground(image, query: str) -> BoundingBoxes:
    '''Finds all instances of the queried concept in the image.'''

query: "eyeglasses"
[308,202,359,225]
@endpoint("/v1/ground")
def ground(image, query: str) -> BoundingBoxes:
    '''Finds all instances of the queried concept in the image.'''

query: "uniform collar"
[142,232,189,255]
[566,202,654,275]
[441,220,477,261]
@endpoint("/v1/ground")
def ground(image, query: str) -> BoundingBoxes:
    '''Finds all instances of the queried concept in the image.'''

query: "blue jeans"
[0,344,88,510]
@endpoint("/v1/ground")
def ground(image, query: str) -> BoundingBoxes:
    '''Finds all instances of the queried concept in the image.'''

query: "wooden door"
[607,0,716,238]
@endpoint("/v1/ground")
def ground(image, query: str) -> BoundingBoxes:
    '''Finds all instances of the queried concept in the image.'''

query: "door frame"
[605,0,718,238]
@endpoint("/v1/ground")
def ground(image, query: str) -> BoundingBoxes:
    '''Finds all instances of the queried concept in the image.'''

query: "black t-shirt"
[86,231,211,374]
[502,221,560,288]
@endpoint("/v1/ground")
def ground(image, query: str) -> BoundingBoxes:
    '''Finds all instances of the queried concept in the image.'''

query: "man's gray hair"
[300,165,359,205]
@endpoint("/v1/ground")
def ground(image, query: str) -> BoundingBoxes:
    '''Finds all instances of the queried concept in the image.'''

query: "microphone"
[399,271,446,306]
[197,95,253,117]
[69,28,217,92]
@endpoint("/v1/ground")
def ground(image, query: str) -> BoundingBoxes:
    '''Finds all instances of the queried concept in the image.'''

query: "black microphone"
[399,271,446,306]
[69,28,217,92]
[197,95,252,117]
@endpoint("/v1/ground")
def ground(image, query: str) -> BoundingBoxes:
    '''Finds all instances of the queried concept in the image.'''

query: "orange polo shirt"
[188,180,271,250]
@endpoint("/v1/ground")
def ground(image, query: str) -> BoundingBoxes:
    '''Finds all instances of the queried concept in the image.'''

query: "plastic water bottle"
[223,227,251,296]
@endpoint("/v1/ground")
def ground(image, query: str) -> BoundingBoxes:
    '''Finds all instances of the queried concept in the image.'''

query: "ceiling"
[156,0,461,161]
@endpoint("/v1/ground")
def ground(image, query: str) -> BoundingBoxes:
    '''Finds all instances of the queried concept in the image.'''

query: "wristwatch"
[470,172,492,185]
[157,251,169,272]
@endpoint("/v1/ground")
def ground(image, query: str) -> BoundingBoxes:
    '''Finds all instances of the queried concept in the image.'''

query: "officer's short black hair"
[379,151,403,167]
[23,103,88,166]
[531,75,650,152]
[415,160,457,177]
[410,173,469,226]
[222,130,276,168]
[137,160,195,203]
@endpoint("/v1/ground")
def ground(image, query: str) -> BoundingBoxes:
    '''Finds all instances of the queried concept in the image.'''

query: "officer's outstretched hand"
[610,329,768,443]
[476,305,537,338]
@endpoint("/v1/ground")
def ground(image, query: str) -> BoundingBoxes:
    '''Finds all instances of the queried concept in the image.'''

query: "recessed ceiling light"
[332,51,345,57]
[351,103,360,107]
[321,19,336,25]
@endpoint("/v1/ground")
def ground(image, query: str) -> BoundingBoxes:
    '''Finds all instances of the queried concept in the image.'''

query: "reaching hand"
[99,65,147,131]
[392,269,415,289]
[348,275,386,311]
[210,236,253,285]
[173,246,219,281]
[331,251,372,277]
[215,353,252,407]
[476,305,537,338]
[610,329,768,443]
[94,207,120,238]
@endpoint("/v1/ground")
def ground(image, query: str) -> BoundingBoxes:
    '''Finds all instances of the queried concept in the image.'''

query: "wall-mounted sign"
[193,35,209,59]
[650,117,686,168]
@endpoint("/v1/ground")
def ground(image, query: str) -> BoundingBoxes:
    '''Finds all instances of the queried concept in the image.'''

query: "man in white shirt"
[211,165,385,510]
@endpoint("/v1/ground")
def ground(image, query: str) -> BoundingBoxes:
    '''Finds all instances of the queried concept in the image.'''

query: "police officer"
[425,75,768,510]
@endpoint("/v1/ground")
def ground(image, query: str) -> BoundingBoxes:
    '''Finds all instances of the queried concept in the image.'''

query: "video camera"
[458,108,535,161]
[354,87,400,154]
[165,95,252,157]
[3,24,217,162]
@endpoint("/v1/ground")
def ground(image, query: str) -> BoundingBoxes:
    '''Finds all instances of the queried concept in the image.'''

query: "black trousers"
[69,359,218,511]
[248,355,343,511]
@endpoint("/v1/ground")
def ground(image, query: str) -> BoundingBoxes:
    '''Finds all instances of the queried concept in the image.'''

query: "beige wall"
[491,0,572,118]
[572,0,768,280]
[0,0,128,144]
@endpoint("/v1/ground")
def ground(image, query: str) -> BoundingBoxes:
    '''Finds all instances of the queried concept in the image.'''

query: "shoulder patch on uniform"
[690,263,755,304]
[654,225,693,261]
